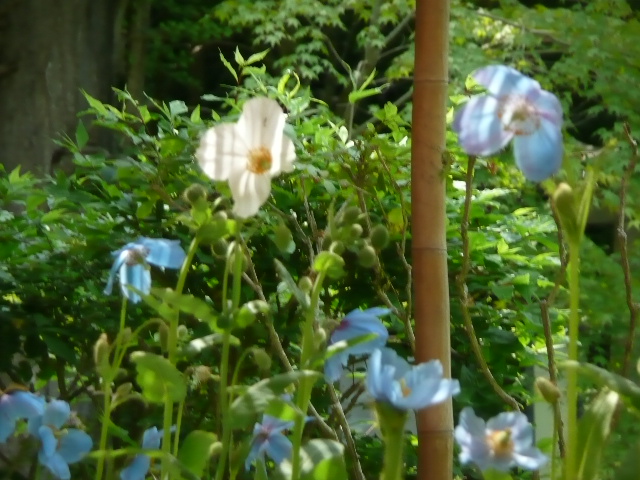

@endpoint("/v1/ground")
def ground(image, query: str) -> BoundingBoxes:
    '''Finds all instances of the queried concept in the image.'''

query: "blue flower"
[0,390,45,442]
[454,407,547,472]
[453,65,563,182]
[30,400,93,480]
[120,426,165,480]
[366,348,460,411]
[324,307,390,383]
[104,237,187,303]
[245,415,294,470]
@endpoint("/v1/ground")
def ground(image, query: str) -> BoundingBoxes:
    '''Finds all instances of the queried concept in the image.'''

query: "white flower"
[195,97,296,218]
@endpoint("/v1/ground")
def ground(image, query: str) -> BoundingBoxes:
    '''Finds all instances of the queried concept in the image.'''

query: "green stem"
[381,427,405,480]
[95,298,127,480]
[565,241,580,480]
[172,399,185,457]
[215,238,244,480]
[162,237,200,477]
[291,270,326,480]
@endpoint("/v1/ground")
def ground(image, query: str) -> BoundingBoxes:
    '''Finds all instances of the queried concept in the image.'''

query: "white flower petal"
[273,134,296,175]
[228,170,272,218]
[196,123,248,181]
[237,97,287,152]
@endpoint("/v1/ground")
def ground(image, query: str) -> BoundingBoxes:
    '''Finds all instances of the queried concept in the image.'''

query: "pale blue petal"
[511,419,534,449]
[104,250,129,295]
[378,348,411,378]
[0,418,15,442]
[39,451,71,480]
[43,400,70,430]
[486,411,522,431]
[365,349,384,399]
[141,426,163,449]
[330,321,388,356]
[6,391,45,419]
[120,455,151,480]
[57,429,92,464]
[473,65,540,97]
[457,408,486,437]
[264,432,293,464]
[453,96,512,156]
[526,88,563,127]
[513,447,548,470]
[137,238,186,269]
[343,308,390,325]
[513,120,563,182]
[261,415,294,433]
[39,425,58,457]
[324,352,347,383]
[120,264,151,304]
[245,435,265,469]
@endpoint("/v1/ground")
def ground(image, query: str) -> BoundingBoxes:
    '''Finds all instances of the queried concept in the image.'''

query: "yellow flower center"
[487,429,514,458]
[247,146,273,174]
[400,378,412,397]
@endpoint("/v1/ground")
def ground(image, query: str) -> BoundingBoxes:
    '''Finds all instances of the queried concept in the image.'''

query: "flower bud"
[298,276,313,293]
[193,365,213,383]
[370,224,390,250]
[158,322,169,352]
[340,206,361,225]
[251,348,272,373]
[535,377,560,404]
[93,334,110,374]
[113,382,133,401]
[183,184,208,206]
[329,241,345,255]
[177,324,189,339]
[212,239,228,258]
[553,183,579,243]
[273,222,293,252]
[348,224,364,241]
[358,245,377,268]
[227,242,249,274]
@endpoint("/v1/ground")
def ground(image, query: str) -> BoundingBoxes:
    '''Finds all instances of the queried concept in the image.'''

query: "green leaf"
[168,100,188,118]
[576,390,619,480]
[612,441,640,480]
[234,47,245,66]
[178,430,218,478]
[190,105,201,123]
[150,288,220,331]
[246,48,269,65]
[75,120,89,149]
[348,87,383,104]
[483,469,513,480]
[229,370,320,429]
[277,439,347,480]
[274,259,310,309]
[130,352,187,404]
[313,251,345,279]
[562,361,640,410]
[219,51,238,82]
[159,137,188,157]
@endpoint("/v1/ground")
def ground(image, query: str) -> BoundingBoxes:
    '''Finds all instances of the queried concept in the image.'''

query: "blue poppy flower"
[324,307,390,383]
[30,400,92,480]
[453,65,563,182]
[245,415,294,470]
[454,407,547,472]
[366,348,460,411]
[0,390,45,442]
[104,237,187,303]
[120,426,165,480]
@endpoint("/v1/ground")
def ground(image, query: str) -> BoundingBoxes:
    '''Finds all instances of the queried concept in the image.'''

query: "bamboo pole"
[411,1,453,480]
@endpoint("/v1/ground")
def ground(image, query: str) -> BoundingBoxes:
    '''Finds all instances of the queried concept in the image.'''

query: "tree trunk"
[0,0,117,175]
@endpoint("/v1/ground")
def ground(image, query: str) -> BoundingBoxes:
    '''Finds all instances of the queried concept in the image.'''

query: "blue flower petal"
[527,89,563,127]
[38,451,71,480]
[120,454,151,480]
[57,429,93,464]
[141,426,163,449]
[513,121,563,182]
[453,96,512,156]
[330,320,388,356]
[39,425,58,457]
[0,391,44,441]
[104,250,129,295]
[137,238,186,269]
[513,447,548,470]
[43,400,70,430]
[264,431,292,464]
[324,352,348,383]
[473,65,540,97]
[120,263,151,304]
